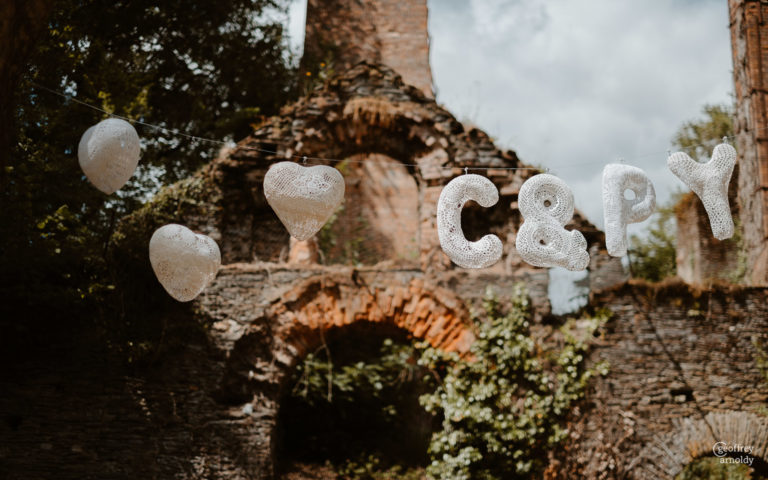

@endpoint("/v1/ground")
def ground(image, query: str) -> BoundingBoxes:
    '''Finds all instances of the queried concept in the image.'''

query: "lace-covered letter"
[667,143,736,240]
[602,164,656,257]
[516,174,589,271]
[437,174,503,268]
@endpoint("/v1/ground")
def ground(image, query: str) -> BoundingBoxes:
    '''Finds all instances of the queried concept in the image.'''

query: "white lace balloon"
[149,224,221,302]
[602,164,656,257]
[515,173,589,271]
[437,174,503,268]
[264,162,345,241]
[667,143,736,240]
[77,118,141,194]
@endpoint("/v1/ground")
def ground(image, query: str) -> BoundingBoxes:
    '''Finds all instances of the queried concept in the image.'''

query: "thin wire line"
[31,81,748,172]
[32,82,540,172]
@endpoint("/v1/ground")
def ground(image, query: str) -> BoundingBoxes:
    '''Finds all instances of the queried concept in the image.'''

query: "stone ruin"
[2,1,768,479]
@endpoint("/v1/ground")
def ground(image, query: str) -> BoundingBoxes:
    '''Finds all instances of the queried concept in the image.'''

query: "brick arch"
[635,411,768,479]
[269,273,475,366]
[267,274,475,364]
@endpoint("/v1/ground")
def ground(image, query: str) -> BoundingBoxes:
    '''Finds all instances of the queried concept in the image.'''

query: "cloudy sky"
[286,0,733,229]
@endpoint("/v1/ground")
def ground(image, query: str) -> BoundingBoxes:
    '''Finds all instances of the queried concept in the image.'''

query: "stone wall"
[303,0,433,96]
[730,0,768,285]
[4,276,767,479]
[559,281,768,479]
[675,189,742,284]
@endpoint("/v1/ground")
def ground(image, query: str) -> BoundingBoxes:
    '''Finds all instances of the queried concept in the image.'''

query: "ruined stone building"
[679,0,768,285]
[2,1,768,479]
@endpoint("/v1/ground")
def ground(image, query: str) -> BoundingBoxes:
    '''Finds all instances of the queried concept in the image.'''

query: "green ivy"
[675,457,752,480]
[283,286,609,479]
[419,286,608,480]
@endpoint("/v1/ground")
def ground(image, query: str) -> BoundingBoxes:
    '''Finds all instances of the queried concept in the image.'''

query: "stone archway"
[269,272,475,365]
[208,266,475,478]
[635,411,768,479]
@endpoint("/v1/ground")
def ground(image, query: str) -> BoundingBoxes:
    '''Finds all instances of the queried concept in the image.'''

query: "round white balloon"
[78,118,141,194]
[149,224,221,302]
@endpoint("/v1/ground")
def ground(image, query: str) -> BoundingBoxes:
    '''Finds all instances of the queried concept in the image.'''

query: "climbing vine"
[419,286,609,480]
[283,286,608,479]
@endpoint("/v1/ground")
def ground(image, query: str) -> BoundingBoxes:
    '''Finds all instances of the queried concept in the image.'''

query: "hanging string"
[31,82,539,172]
[31,81,749,172]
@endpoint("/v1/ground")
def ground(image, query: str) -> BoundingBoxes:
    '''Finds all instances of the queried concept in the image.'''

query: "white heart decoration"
[149,224,221,302]
[263,162,345,240]
[78,118,141,194]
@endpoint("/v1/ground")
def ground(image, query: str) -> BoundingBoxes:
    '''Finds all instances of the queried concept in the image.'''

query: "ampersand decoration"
[437,174,503,268]
[515,173,589,271]
[78,118,141,194]
[264,162,346,240]
[149,224,221,302]
[667,142,736,240]
[602,164,656,257]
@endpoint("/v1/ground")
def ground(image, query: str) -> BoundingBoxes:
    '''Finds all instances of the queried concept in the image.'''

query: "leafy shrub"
[419,286,608,480]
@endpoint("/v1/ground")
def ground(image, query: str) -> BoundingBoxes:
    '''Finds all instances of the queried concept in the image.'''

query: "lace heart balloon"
[78,118,141,194]
[264,162,345,240]
[149,224,221,302]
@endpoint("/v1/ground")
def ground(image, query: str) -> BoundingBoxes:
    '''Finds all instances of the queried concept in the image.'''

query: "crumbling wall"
[730,0,768,285]
[559,281,768,479]
[303,0,433,96]
[675,188,741,284]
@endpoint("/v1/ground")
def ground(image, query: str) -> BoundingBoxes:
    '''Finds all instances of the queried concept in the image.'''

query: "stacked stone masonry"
[559,282,768,479]
[303,0,433,96]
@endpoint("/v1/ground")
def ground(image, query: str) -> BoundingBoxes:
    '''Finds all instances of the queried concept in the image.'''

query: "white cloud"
[429,0,732,226]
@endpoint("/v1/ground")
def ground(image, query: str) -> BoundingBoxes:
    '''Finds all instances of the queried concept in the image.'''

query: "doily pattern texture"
[667,143,736,240]
[602,163,656,257]
[77,118,141,194]
[264,162,345,241]
[436,174,503,269]
[149,224,221,302]
[515,173,589,271]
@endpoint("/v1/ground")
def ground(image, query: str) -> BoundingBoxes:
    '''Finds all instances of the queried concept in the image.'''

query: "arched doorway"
[275,322,434,477]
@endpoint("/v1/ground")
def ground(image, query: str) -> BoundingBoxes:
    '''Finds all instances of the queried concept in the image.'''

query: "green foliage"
[1,0,296,356]
[418,286,608,480]
[628,196,679,282]
[292,338,423,409]
[675,457,753,480]
[335,455,425,480]
[673,104,734,162]
[283,335,435,476]
[628,103,735,283]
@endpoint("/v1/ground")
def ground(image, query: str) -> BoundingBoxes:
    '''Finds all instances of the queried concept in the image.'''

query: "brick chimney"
[302,0,434,97]
[730,0,768,284]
